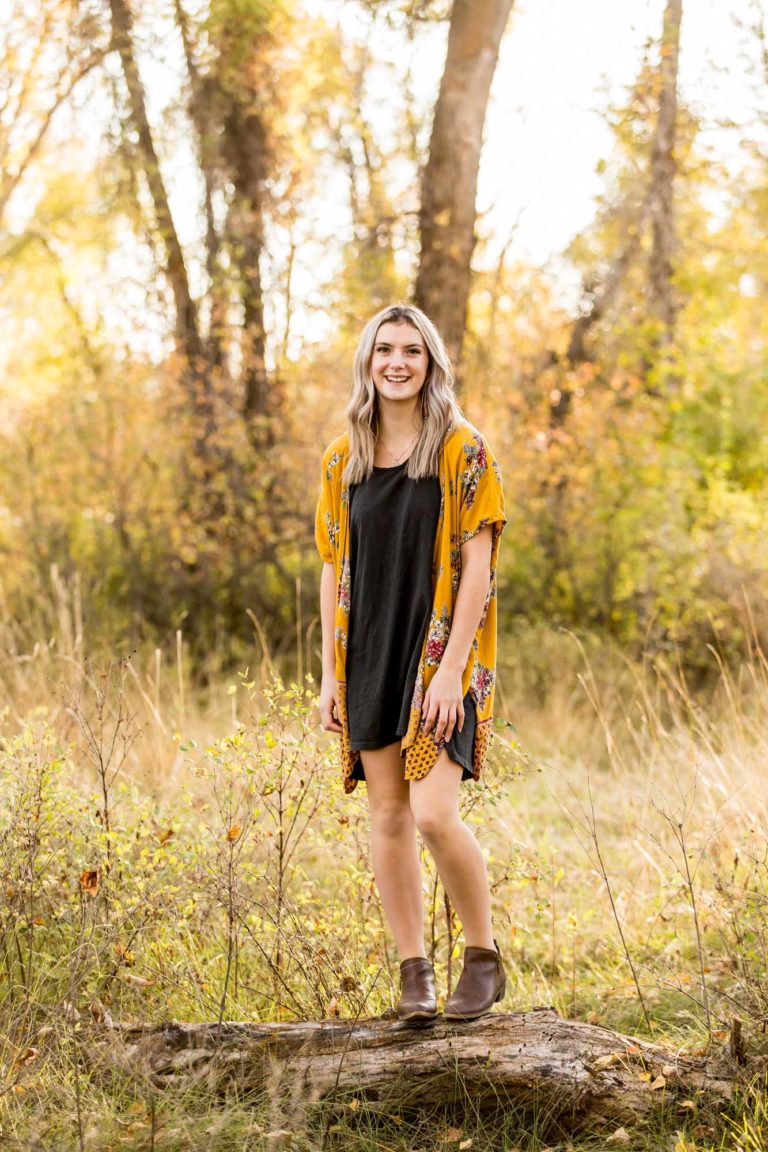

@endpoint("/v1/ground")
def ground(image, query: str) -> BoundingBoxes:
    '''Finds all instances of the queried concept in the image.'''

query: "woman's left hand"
[421,666,464,744]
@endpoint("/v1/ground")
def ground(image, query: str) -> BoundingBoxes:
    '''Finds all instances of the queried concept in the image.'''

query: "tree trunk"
[223,100,272,449]
[414,0,514,373]
[85,1009,738,1128]
[646,0,683,373]
[173,0,227,372]
[108,0,203,368]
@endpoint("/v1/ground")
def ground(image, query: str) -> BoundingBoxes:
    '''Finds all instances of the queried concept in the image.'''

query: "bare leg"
[409,749,495,950]
[359,742,426,959]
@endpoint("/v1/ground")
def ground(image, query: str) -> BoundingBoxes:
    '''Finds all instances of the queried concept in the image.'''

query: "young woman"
[315,303,507,1022]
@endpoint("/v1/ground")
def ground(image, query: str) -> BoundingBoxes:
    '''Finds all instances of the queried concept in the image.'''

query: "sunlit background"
[2,4,768,1147]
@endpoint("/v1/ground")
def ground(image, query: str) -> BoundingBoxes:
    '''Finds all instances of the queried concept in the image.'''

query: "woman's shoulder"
[442,419,491,460]
[320,432,349,474]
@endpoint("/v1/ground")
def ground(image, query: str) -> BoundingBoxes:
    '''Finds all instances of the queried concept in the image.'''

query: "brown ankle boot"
[443,939,506,1021]
[397,957,437,1021]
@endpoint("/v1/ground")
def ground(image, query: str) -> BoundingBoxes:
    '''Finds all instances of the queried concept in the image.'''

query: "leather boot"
[396,957,437,1021]
[443,938,506,1021]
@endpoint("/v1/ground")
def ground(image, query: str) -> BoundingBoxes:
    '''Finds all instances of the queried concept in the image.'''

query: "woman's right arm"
[319,561,343,732]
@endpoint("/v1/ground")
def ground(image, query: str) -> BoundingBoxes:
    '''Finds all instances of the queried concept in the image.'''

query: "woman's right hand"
[319,676,343,733]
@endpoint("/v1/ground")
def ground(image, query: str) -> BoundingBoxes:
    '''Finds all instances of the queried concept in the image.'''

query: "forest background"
[2,0,766,688]
[2,1,768,1149]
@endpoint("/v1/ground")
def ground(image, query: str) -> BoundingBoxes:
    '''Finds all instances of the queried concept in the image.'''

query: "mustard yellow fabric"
[315,420,506,794]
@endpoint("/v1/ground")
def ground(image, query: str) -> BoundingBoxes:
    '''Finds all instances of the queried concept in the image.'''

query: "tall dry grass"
[0,571,767,1149]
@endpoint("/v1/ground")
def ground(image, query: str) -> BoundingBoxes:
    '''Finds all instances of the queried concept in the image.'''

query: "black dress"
[345,457,476,783]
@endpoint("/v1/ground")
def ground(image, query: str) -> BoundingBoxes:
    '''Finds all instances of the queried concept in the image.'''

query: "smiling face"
[370,321,429,406]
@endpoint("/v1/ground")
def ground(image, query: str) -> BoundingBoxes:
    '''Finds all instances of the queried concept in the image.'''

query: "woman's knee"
[410,796,460,843]
[369,795,414,839]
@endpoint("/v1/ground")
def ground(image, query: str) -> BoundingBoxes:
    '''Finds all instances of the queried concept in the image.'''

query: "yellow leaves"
[80,869,100,897]
[636,1069,666,1089]
[592,1052,621,1070]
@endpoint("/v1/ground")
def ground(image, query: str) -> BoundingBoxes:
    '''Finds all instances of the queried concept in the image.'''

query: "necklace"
[378,430,419,465]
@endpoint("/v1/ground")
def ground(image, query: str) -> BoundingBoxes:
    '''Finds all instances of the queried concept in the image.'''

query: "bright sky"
[281,0,766,340]
[4,0,765,368]
[477,0,762,267]
[310,0,764,273]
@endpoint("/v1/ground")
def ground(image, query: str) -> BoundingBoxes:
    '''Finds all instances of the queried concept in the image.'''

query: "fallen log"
[84,1008,740,1129]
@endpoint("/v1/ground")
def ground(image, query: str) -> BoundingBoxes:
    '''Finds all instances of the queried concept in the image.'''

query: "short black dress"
[345,457,476,783]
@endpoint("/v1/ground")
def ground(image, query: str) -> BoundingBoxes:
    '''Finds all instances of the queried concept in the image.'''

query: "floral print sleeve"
[314,446,341,565]
[458,431,507,545]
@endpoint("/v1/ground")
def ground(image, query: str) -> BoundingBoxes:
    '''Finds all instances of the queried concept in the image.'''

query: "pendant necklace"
[379,429,420,466]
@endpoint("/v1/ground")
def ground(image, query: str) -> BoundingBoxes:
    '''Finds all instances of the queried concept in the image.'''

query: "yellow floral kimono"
[314,420,506,794]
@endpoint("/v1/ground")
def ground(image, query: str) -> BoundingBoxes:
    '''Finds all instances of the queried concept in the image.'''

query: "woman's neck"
[376,399,422,445]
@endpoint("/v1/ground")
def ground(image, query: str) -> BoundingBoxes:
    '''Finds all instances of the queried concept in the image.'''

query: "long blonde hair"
[343,304,465,485]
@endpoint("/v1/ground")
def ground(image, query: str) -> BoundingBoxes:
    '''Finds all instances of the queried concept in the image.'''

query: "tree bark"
[414,0,514,372]
[85,1009,738,1128]
[223,100,271,447]
[646,0,683,366]
[108,0,203,367]
[173,0,226,371]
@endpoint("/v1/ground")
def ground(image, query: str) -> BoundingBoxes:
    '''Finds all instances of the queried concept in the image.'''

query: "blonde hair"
[343,304,465,486]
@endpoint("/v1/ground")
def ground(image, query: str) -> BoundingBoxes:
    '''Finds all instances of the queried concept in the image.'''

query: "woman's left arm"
[421,524,493,744]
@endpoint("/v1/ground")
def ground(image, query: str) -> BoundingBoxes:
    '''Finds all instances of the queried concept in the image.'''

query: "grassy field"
[1,618,767,1150]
